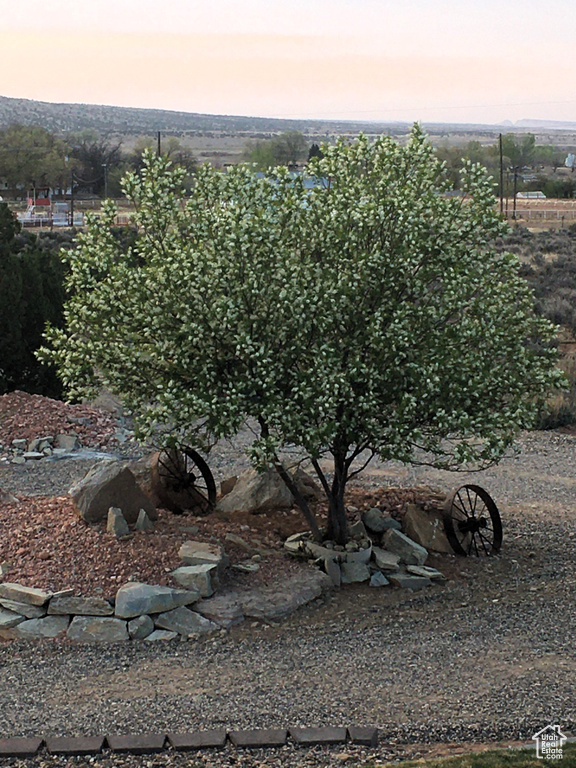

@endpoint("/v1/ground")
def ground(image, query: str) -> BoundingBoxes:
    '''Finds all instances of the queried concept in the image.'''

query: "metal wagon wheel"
[443,484,503,557]
[151,445,216,515]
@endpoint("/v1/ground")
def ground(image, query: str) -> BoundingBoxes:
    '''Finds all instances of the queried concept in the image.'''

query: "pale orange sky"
[1,0,575,124]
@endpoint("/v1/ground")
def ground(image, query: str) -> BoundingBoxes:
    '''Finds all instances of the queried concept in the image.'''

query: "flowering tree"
[41,127,562,544]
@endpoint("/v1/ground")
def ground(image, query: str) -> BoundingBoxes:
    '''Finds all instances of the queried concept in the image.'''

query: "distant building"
[517,191,546,199]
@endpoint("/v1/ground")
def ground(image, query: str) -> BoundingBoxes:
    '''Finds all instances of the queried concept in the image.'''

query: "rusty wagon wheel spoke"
[443,484,503,557]
[151,444,216,516]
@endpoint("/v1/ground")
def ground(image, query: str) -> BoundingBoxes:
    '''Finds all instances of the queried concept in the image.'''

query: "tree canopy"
[41,126,563,542]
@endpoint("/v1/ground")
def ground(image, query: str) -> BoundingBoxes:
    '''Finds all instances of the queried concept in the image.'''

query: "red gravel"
[0,485,446,600]
[0,390,118,449]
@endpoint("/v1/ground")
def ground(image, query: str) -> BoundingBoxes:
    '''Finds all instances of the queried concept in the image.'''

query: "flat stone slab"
[115,582,200,618]
[372,547,401,572]
[347,726,378,746]
[0,607,25,629]
[406,565,445,580]
[167,730,227,750]
[382,529,428,566]
[0,583,51,606]
[46,736,105,755]
[241,571,332,621]
[8,615,69,639]
[107,734,166,754]
[144,629,178,642]
[290,727,347,746]
[155,605,219,636]
[0,738,43,757]
[195,594,245,628]
[67,616,129,643]
[0,599,47,618]
[48,596,113,616]
[388,573,432,591]
[229,729,288,748]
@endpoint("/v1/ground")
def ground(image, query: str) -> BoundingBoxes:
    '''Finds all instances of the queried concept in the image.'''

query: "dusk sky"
[1,0,575,124]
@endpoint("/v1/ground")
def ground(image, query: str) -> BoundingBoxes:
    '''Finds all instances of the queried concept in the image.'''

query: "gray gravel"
[2,429,576,766]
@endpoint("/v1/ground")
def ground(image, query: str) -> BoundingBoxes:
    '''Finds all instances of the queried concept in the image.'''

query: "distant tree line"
[0,124,197,198]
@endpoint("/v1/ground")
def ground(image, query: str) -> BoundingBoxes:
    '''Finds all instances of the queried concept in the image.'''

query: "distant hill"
[0,94,407,136]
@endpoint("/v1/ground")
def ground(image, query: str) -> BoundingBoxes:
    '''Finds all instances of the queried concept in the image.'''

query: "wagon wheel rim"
[443,484,502,557]
[155,445,217,515]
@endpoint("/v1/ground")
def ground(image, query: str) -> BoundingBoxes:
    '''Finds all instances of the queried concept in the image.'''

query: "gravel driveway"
[1,430,576,767]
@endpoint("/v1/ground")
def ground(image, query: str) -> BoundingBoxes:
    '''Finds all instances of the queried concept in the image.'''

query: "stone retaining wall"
[0,569,333,643]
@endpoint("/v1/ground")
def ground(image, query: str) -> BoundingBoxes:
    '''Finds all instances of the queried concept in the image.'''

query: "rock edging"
[0,726,378,757]
[0,568,333,643]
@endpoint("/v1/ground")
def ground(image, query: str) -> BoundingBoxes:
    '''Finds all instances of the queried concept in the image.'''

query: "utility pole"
[512,169,518,222]
[157,131,161,156]
[70,170,75,227]
[102,164,108,199]
[499,134,504,215]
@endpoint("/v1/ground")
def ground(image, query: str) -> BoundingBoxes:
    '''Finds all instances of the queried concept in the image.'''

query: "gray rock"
[382,529,428,565]
[348,520,368,539]
[11,439,27,450]
[154,605,219,636]
[340,561,371,584]
[0,599,47,618]
[67,616,129,642]
[406,564,446,580]
[216,467,294,514]
[9,615,69,639]
[29,436,54,452]
[362,508,402,533]
[0,583,51,606]
[232,561,259,573]
[172,564,219,597]
[0,607,25,628]
[220,476,238,497]
[107,507,130,537]
[55,433,80,451]
[388,573,432,590]
[69,461,157,524]
[135,509,154,532]
[11,456,26,465]
[48,596,113,616]
[361,508,388,533]
[241,570,333,620]
[195,594,245,628]
[114,582,200,618]
[42,447,53,456]
[403,503,453,554]
[372,547,401,572]
[0,488,18,504]
[0,561,11,577]
[324,557,341,587]
[291,467,324,501]
[369,571,390,587]
[23,452,45,461]
[179,540,229,571]
[128,614,155,639]
[145,629,178,642]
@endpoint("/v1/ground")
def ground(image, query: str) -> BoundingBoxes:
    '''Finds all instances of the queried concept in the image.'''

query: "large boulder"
[216,466,323,514]
[216,468,293,514]
[403,503,453,554]
[69,461,157,524]
[128,453,162,508]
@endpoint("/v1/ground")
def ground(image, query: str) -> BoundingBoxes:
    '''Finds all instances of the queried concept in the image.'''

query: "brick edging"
[0,727,378,757]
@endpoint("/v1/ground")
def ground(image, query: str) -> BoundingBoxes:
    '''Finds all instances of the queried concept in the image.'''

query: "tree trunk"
[325,450,348,545]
